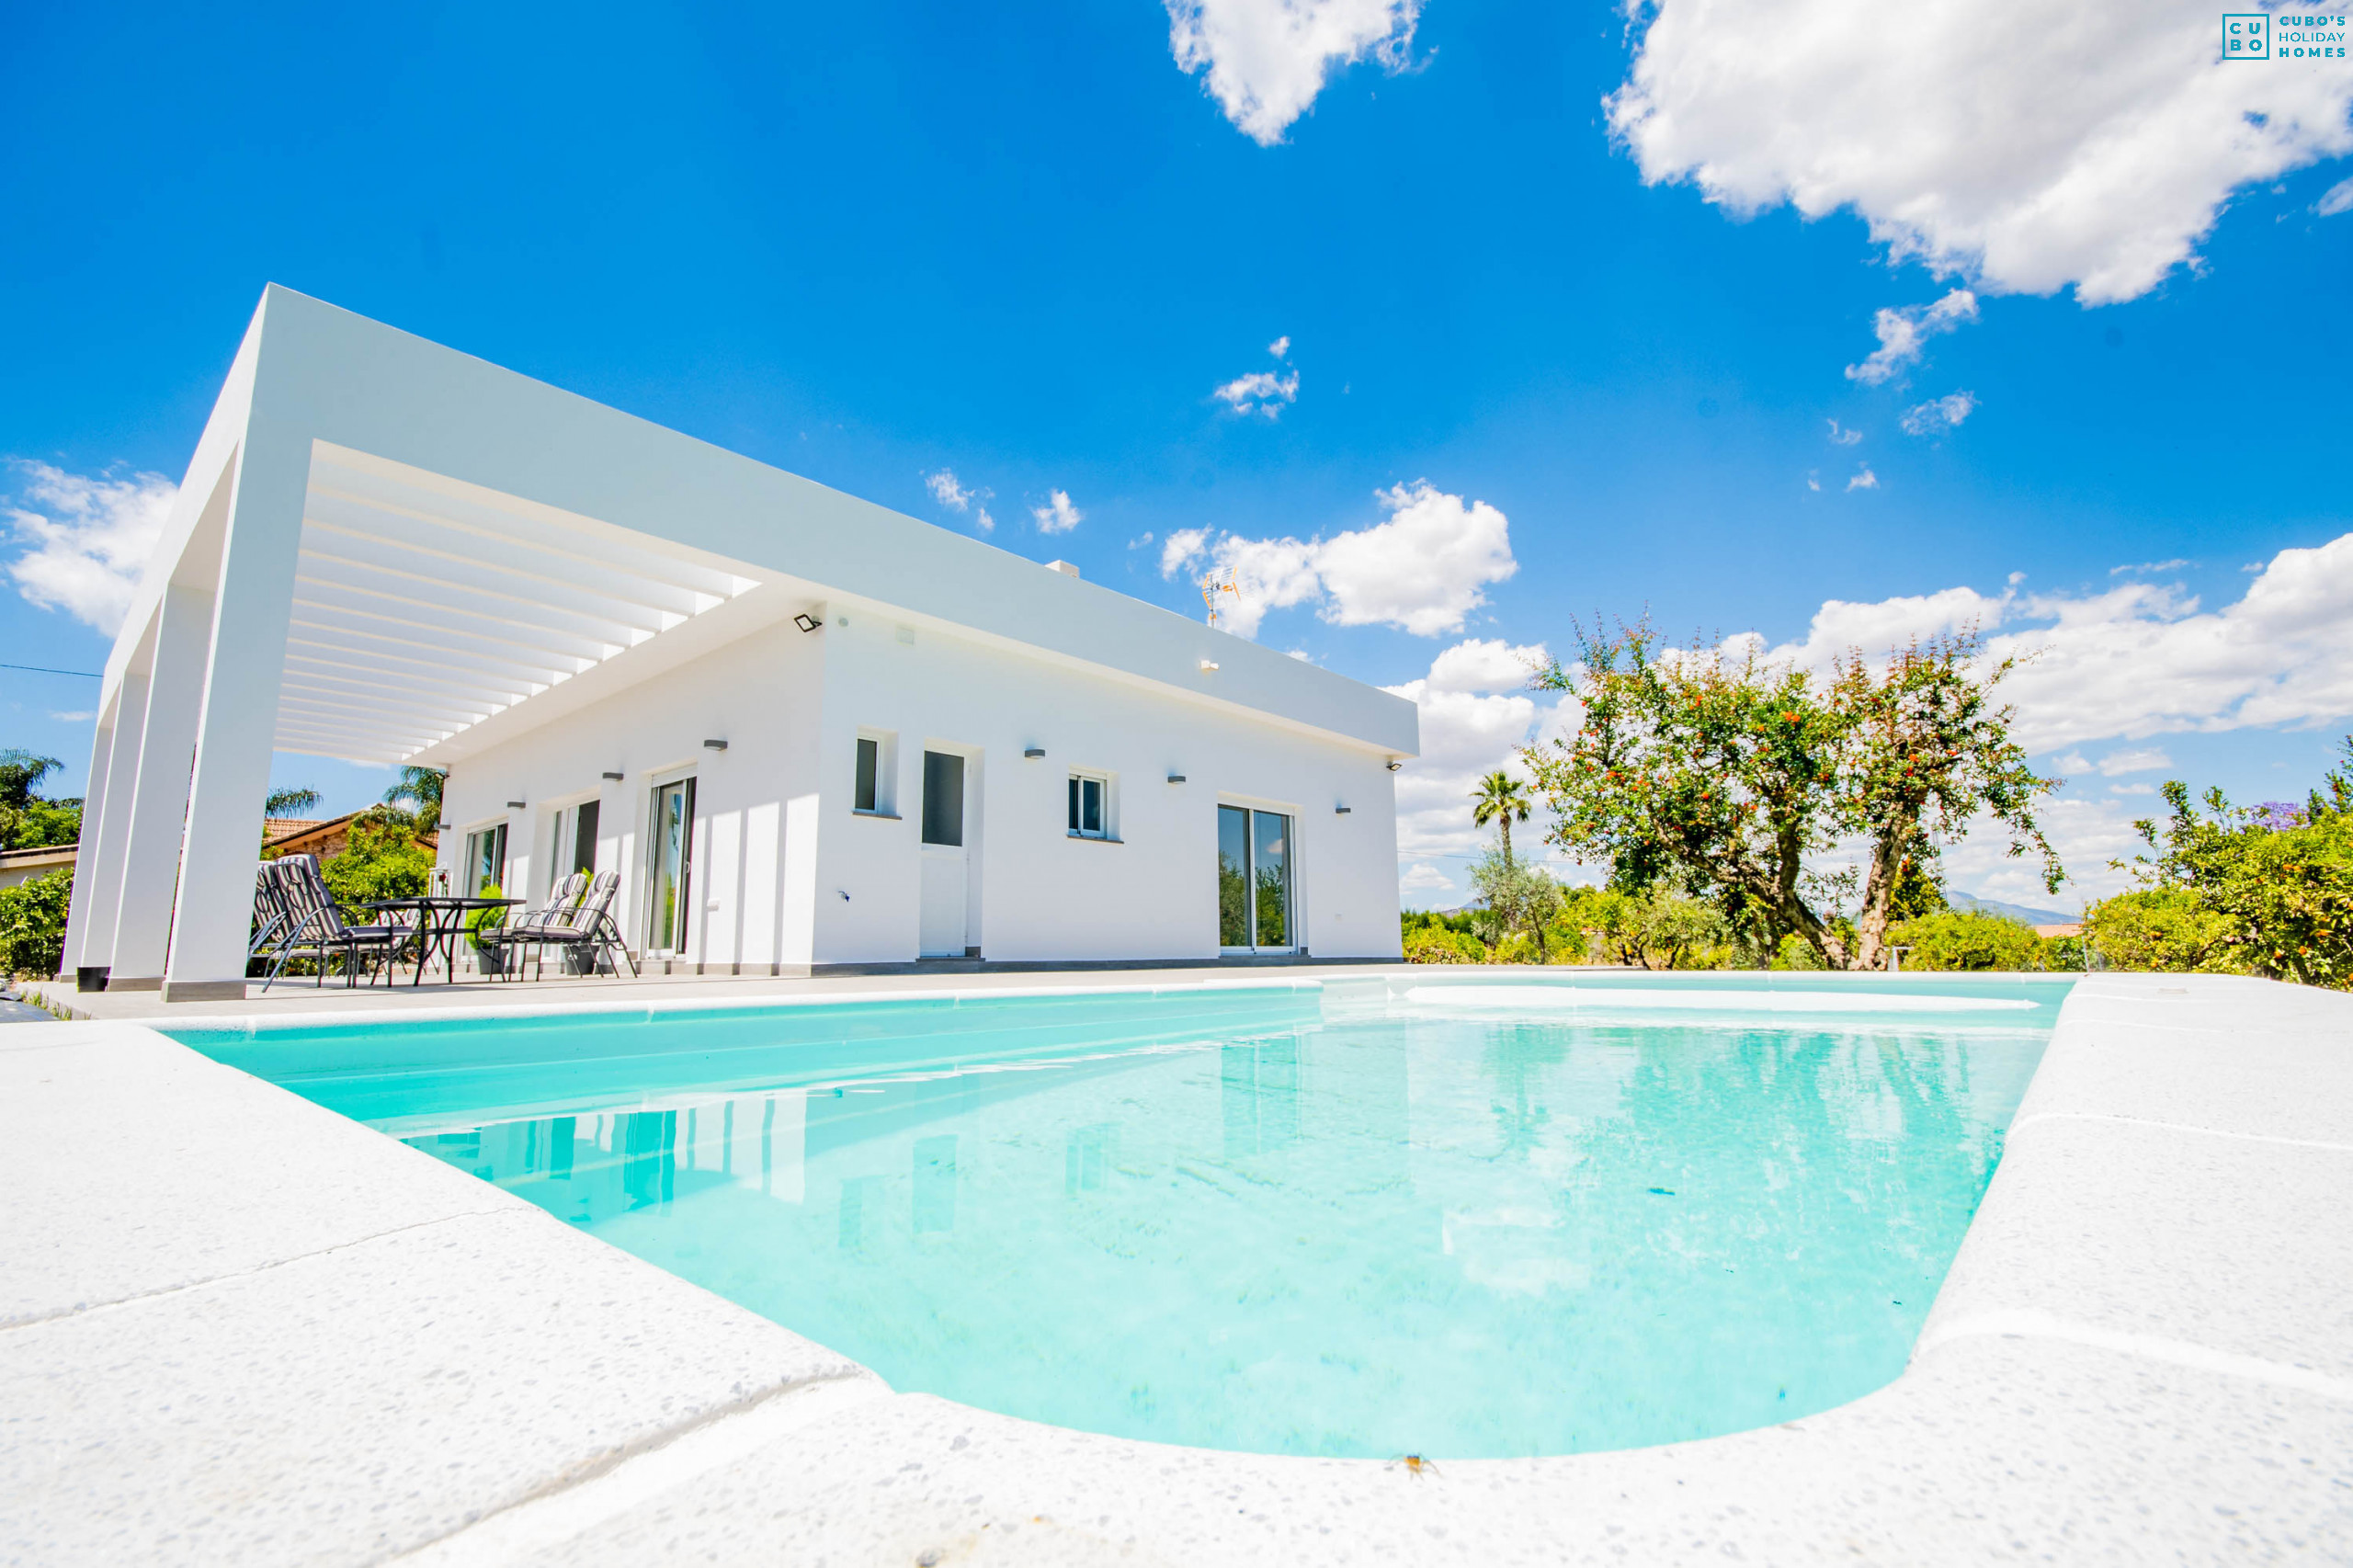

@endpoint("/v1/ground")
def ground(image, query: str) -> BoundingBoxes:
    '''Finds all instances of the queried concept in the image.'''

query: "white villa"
[61,287,1417,997]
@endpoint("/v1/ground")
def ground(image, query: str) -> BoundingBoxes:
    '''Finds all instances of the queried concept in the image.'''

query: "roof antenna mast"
[1199,566,1237,629]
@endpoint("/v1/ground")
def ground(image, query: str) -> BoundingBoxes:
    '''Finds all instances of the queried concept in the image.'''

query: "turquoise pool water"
[174,975,2066,1459]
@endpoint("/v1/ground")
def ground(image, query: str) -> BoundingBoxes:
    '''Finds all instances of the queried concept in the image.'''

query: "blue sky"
[6,0,2351,911]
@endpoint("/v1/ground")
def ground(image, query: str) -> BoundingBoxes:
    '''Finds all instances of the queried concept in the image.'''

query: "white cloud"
[5,460,176,634]
[1846,465,1879,492]
[1268,335,1291,358]
[1736,531,2353,751]
[974,506,995,533]
[1806,472,1822,492]
[1166,0,1421,145]
[2111,558,2192,575]
[1383,638,1574,871]
[1212,367,1301,418]
[2109,780,2158,796]
[48,710,94,722]
[2317,176,2353,217]
[1899,391,1977,437]
[1846,290,1978,385]
[1608,0,2353,304]
[925,469,973,511]
[1161,480,1516,637]
[1826,419,1863,446]
[1032,490,1084,534]
[1399,861,1455,893]
[2094,746,2172,776]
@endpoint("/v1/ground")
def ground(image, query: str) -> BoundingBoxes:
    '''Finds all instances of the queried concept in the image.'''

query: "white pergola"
[65,287,1416,998]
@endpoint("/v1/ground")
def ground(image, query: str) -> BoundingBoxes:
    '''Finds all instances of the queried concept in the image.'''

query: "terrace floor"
[5,970,2349,1565]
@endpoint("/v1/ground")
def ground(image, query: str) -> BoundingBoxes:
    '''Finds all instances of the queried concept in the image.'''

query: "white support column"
[74,670,150,977]
[57,702,119,980]
[108,582,221,987]
[162,425,309,1003]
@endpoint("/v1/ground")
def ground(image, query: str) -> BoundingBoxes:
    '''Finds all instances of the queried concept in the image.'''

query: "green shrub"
[318,813,436,909]
[1770,932,1827,970]
[1404,926,1484,964]
[0,868,73,980]
[1887,908,2045,971]
[2082,888,2246,974]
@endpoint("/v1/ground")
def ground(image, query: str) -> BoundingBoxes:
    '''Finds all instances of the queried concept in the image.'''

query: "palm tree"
[383,767,447,834]
[264,786,323,817]
[1472,770,1530,863]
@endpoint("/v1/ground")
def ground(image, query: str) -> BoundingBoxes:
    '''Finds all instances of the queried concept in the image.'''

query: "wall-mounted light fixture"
[506,800,526,810]
[792,612,824,633]
[1385,760,1403,773]
[702,738,729,753]
[601,770,624,781]
[1165,773,1186,785]
[1023,747,1045,759]
[1198,659,1220,673]
[1335,805,1352,814]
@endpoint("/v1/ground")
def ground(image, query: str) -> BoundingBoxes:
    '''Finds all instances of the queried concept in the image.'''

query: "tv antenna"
[1199,567,1237,628]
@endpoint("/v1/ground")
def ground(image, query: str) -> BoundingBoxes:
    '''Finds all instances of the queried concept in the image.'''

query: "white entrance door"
[918,750,969,957]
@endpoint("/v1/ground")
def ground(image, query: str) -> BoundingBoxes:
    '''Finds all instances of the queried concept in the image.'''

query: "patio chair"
[504,870,638,981]
[252,855,411,991]
[472,872,586,982]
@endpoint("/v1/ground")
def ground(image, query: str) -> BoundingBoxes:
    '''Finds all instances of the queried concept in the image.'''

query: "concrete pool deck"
[4,971,2348,1563]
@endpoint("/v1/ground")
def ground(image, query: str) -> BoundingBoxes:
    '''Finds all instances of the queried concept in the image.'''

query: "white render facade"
[63,288,1417,996]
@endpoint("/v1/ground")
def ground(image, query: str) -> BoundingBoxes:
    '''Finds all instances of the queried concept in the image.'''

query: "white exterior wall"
[812,607,1400,966]
[438,604,1402,971]
[438,617,825,972]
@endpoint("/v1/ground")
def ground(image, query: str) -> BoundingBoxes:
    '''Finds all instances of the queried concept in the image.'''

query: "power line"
[1,661,101,678]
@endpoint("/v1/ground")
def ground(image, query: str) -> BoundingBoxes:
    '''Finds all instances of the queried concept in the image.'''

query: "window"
[551,800,598,882]
[853,730,897,815]
[855,737,879,812]
[921,751,964,846]
[1217,805,1293,951]
[1067,773,1108,838]
[463,823,507,897]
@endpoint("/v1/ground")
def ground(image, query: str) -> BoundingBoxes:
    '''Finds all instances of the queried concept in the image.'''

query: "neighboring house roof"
[0,843,76,890]
[264,812,438,858]
[262,817,327,841]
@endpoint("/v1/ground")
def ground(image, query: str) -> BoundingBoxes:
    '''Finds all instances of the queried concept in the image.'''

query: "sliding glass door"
[647,778,695,955]
[1217,804,1293,953]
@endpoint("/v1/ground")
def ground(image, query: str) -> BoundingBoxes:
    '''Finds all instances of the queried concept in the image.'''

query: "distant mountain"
[1948,891,2081,926]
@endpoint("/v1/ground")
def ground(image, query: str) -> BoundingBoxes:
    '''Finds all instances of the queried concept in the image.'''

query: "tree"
[1827,636,2062,970]
[1886,908,2045,971]
[0,750,81,850]
[266,786,324,817]
[317,812,436,907]
[2098,747,2353,988]
[1577,886,1730,970]
[1471,771,1530,862]
[383,767,448,834]
[1526,620,2061,970]
[1470,847,1562,960]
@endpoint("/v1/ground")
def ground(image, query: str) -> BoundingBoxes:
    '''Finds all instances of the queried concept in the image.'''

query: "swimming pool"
[173,974,2067,1460]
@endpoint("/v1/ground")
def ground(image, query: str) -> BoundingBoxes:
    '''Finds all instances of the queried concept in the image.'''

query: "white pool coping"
[5,971,2348,1564]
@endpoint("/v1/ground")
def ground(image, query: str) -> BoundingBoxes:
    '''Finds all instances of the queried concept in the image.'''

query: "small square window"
[1068,774,1108,838]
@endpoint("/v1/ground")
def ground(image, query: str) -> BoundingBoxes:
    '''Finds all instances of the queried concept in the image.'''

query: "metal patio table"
[362,895,524,984]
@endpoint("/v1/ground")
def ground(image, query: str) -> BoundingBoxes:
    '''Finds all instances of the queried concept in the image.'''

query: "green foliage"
[1403,924,1485,964]
[0,749,81,850]
[1470,770,1531,860]
[1886,908,2046,971]
[466,881,510,941]
[1769,932,1827,970]
[1574,885,1733,970]
[265,786,324,817]
[317,813,435,908]
[1526,621,2057,971]
[0,867,73,979]
[383,767,448,834]
[1469,847,1562,959]
[2082,889,2245,974]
